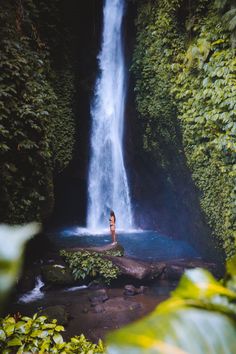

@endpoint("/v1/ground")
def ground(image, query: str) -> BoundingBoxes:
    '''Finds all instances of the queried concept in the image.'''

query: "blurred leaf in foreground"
[107,268,236,354]
[0,223,41,307]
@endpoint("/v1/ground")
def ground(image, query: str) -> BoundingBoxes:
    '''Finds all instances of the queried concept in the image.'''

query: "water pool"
[48,228,200,262]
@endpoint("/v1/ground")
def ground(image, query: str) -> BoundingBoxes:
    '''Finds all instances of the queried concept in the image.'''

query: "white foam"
[64,285,87,292]
[18,276,44,303]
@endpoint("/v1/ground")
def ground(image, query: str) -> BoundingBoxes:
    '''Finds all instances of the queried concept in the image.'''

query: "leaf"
[7,337,22,347]
[172,268,236,300]
[31,330,43,338]
[107,308,236,354]
[5,324,15,336]
[0,329,6,341]
[53,333,64,344]
[0,223,41,306]
[227,255,236,276]
[55,325,64,332]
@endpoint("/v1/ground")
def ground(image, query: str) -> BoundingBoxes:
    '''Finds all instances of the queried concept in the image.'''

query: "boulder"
[124,285,148,296]
[104,256,166,280]
[162,259,219,280]
[124,285,140,296]
[66,242,124,255]
[39,305,69,325]
[17,270,36,293]
[93,304,105,313]
[41,264,75,286]
[88,289,109,306]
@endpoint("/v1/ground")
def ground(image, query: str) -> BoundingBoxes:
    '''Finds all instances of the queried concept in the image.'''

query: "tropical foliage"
[0,223,41,308]
[0,0,76,224]
[107,256,236,354]
[0,313,104,354]
[132,0,236,257]
[60,250,121,285]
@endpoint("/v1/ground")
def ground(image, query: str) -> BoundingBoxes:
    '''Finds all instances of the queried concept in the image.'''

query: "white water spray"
[87,0,133,231]
[18,276,44,303]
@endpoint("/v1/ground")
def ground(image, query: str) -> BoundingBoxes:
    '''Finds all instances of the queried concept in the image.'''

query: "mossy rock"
[41,264,75,286]
[39,305,69,325]
[66,242,125,256]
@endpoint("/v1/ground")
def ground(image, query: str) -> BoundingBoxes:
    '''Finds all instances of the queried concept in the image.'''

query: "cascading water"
[87,0,133,231]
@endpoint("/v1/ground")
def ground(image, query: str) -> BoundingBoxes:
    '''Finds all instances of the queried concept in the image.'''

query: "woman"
[109,210,116,244]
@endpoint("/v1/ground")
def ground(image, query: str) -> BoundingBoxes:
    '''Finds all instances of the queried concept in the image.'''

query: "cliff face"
[0,0,77,223]
[1,0,234,260]
[129,0,236,258]
[0,0,101,225]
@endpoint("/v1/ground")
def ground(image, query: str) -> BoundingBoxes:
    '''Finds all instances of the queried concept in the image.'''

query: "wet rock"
[164,265,185,280]
[139,285,148,294]
[88,280,104,289]
[124,285,139,296]
[105,256,166,280]
[124,285,148,296]
[88,289,109,306]
[128,303,142,311]
[17,270,36,293]
[67,242,125,255]
[161,260,219,280]
[39,305,69,325]
[41,264,75,286]
[93,304,105,313]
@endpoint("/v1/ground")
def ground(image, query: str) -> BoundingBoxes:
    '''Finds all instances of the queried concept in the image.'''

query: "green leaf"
[55,325,64,332]
[7,337,22,347]
[107,308,236,354]
[0,329,6,341]
[172,268,236,300]
[53,333,63,344]
[226,255,236,276]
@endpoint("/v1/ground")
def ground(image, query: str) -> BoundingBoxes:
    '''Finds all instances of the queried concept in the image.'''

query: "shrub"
[0,313,104,354]
[60,250,121,285]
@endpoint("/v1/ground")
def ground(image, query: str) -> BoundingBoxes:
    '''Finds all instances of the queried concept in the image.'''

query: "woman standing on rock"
[109,210,116,244]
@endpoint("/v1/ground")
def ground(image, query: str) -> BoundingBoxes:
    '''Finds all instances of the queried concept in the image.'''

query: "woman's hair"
[110,210,116,223]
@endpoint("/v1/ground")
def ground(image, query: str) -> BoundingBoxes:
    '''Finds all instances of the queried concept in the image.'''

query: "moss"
[0,1,76,223]
[132,0,236,257]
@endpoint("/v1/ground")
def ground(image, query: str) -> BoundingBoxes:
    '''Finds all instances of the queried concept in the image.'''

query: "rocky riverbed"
[6,241,219,343]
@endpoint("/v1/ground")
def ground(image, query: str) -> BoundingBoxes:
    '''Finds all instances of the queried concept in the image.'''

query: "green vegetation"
[60,250,121,284]
[0,1,75,224]
[0,223,41,308]
[132,0,236,257]
[107,256,236,354]
[131,0,184,172]
[0,313,104,354]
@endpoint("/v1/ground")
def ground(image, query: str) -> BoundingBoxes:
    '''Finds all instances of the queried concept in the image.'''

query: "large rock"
[161,259,219,280]
[123,285,148,296]
[66,242,124,255]
[41,264,75,286]
[88,289,109,306]
[39,305,69,325]
[104,255,166,280]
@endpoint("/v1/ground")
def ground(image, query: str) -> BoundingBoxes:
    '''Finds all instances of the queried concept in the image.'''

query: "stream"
[7,228,203,342]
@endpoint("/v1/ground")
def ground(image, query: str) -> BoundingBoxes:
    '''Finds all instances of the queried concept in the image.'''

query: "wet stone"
[124,285,139,296]
[124,285,148,296]
[88,289,109,306]
[93,304,105,313]
[39,305,69,325]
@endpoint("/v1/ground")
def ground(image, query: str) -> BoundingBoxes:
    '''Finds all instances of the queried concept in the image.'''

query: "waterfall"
[87,0,133,231]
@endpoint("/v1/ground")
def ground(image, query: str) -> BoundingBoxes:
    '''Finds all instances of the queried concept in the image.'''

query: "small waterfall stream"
[87,0,133,231]
[18,276,44,303]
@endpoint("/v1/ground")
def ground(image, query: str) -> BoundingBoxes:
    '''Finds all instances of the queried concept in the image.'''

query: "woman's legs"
[111,229,116,243]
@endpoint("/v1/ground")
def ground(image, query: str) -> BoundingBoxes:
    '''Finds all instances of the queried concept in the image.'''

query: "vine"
[0,1,76,223]
[132,0,236,257]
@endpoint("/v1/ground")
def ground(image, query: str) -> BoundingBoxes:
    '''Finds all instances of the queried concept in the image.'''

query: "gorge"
[1,0,236,352]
